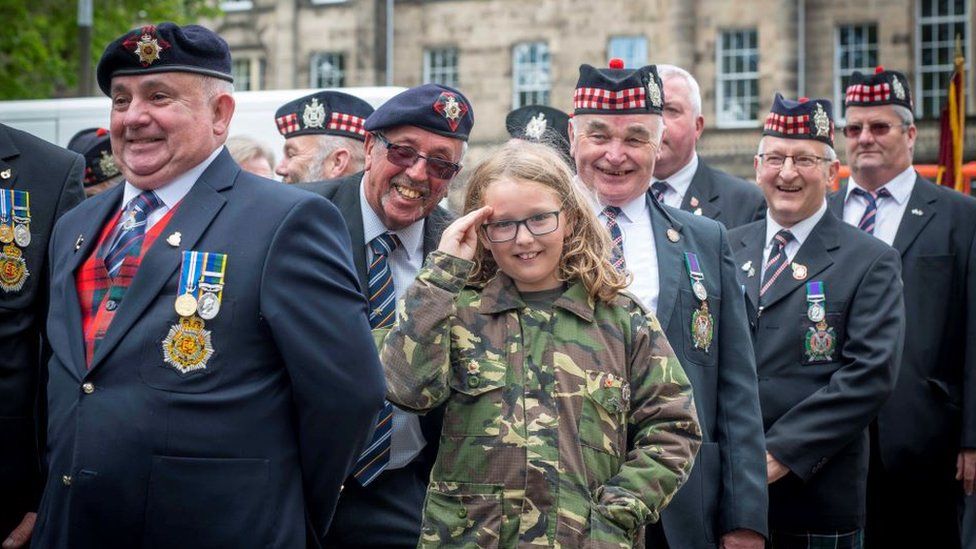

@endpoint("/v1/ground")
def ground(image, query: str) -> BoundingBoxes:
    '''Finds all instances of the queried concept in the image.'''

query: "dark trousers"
[322,461,428,548]
[769,530,863,549]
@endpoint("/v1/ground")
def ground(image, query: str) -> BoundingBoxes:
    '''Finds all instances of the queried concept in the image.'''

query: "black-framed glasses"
[842,122,907,138]
[374,133,461,180]
[758,153,831,169]
[481,210,562,243]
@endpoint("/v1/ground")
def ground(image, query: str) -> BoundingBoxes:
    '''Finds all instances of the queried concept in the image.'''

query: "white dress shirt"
[596,193,660,313]
[652,153,699,209]
[120,147,223,230]
[359,179,427,470]
[842,166,916,246]
[761,201,828,282]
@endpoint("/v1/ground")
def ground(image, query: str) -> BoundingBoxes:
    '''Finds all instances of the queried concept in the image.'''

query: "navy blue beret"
[96,22,232,96]
[845,66,913,110]
[275,91,375,141]
[66,128,121,187]
[574,59,664,116]
[364,84,474,141]
[506,105,571,161]
[762,93,835,147]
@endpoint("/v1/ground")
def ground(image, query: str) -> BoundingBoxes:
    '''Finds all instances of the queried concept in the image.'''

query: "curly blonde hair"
[462,140,629,303]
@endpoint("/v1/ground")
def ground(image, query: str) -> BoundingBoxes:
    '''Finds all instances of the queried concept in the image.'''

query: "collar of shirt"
[845,165,916,206]
[599,192,650,225]
[764,200,827,251]
[653,153,699,205]
[359,176,424,260]
[121,146,223,212]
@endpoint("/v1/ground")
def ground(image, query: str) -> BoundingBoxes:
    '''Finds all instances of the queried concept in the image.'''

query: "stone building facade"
[210,0,975,178]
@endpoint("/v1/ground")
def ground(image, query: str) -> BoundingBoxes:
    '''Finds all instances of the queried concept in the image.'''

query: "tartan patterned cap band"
[573,60,664,116]
[274,90,375,141]
[762,93,835,147]
[845,66,913,110]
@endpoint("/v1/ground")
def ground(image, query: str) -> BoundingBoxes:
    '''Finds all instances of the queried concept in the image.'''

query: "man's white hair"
[657,64,702,118]
[570,114,665,144]
[310,134,366,178]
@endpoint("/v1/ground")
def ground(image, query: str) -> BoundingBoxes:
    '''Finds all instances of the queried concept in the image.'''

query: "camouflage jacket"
[376,252,702,548]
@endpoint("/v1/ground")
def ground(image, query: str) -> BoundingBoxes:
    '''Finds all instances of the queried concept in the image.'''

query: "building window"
[607,36,647,69]
[716,29,759,127]
[423,47,459,88]
[311,0,347,4]
[917,0,970,118]
[310,52,345,88]
[232,57,263,91]
[835,24,879,119]
[512,42,550,109]
[220,0,253,11]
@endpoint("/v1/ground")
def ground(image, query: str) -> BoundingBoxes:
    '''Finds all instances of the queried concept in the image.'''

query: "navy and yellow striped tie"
[603,206,626,271]
[852,187,891,234]
[353,232,400,485]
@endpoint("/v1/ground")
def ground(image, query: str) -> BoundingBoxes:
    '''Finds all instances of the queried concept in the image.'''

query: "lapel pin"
[690,196,700,207]
[911,208,923,216]
[74,234,84,251]
[694,207,703,216]
[791,262,808,280]
[741,260,755,278]
[666,228,680,243]
[166,232,182,247]
[0,169,10,180]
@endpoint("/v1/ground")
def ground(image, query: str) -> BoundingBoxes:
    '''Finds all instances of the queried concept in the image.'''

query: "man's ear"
[212,93,236,137]
[326,149,352,178]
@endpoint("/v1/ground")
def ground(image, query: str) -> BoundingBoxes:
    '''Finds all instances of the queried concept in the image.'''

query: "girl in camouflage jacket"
[375,141,702,548]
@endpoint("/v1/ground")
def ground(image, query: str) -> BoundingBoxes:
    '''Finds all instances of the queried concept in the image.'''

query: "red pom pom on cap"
[798,97,809,103]
[875,65,885,74]
[609,58,625,70]
[96,128,109,137]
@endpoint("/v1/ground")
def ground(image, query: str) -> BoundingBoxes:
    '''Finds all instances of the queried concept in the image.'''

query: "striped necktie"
[759,229,795,303]
[852,187,891,234]
[353,232,399,485]
[102,191,163,279]
[602,206,626,271]
[651,181,670,204]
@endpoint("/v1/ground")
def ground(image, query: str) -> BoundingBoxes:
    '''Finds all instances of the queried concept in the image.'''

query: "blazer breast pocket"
[139,299,235,393]
[798,300,846,366]
[444,356,508,437]
[677,288,720,367]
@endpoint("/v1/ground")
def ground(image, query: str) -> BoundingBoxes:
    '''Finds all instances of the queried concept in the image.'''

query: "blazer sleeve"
[765,246,904,481]
[962,228,976,448]
[259,195,387,540]
[713,225,769,537]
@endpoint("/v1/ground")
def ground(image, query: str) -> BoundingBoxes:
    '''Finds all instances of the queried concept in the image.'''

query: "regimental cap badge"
[524,112,548,140]
[98,150,120,178]
[122,25,171,67]
[646,73,663,108]
[433,91,468,132]
[302,97,327,129]
[892,74,906,100]
[812,102,831,138]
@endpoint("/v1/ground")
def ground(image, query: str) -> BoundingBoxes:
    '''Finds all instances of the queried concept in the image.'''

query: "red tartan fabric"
[328,112,366,137]
[573,86,647,111]
[764,112,811,135]
[845,82,891,104]
[76,205,179,367]
[276,112,300,136]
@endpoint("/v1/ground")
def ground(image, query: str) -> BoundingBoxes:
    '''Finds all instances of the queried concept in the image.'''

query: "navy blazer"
[829,176,976,479]
[33,149,386,548]
[0,124,84,535]
[645,194,768,548]
[677,158,766,230]
[730,212,904,532]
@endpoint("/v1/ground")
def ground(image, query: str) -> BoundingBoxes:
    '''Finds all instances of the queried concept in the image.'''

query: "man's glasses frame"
[481,210,562,243]
[757,153,832,170]
[373,132,461,180]
[842,121,911,139]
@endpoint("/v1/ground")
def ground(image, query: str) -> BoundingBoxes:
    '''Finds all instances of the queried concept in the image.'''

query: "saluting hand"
[438,206,493,261]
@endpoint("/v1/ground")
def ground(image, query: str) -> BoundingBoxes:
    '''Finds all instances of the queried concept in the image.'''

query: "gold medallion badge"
[0,243,28,292]
[691,301,714,351]
[162,315,214,373]
[0,224,13,244]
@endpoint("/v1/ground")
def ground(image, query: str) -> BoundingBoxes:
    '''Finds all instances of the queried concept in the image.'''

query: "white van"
[0,87,404,154]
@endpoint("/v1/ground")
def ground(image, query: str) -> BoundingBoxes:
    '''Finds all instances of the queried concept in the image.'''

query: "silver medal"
[198,291,221,320]
[808,302,825,323]
[13,224,29,247]
[692,279,707,302]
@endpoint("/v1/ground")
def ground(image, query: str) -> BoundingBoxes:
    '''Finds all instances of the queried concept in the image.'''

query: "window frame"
[833,23,879,121]
[607,35,648,69]
[511,41,551,109]
[309,51,346,89]
[423,47,460,88]
[915,0,971,119]
[715,28,761,128]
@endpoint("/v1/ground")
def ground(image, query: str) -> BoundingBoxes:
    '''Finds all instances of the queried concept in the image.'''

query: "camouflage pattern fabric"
[375,251,702,548]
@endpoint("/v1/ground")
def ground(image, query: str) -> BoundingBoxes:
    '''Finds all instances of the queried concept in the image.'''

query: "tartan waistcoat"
[76,206,178,367]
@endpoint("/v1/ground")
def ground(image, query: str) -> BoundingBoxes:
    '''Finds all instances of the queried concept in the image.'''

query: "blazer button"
[81,382,95,394]
[457,508,468,519]
[61,474,72,486]
[105,300,117,311]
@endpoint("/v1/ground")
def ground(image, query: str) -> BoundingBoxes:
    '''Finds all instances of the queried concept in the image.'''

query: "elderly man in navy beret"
[274,90,375,183]
[30,22,385,548]
[299,83,471,548]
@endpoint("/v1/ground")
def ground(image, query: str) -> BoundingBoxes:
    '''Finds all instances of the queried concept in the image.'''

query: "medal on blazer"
[196,252,228,321]
[0,243,28,292]
[0,190,11,244]
[684,252,713,351]
[11,190,30,248]
[804,281,836,361]
[174,250,202,317]
[164,250,228,373]
[162,315,214,373]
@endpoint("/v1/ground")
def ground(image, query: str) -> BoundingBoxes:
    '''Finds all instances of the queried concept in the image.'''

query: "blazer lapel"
[0,127,20,190]
[735,221,766,315]
[648,193,684,331]
[681,162,720,219]
[827,183,847,219]
[331,181,368,289]
[759,214,838,310]
[87,151,236,374]
[891,175,938,257]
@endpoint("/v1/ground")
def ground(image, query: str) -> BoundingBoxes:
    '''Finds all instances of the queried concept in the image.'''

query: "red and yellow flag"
[937,37,966,193]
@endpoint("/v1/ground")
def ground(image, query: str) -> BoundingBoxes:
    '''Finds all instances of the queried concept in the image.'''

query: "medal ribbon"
[0,190,8,224]
[178,250,203,300]
[11,190,29,223]
[806,280,826,319]
[684,252,706,299]
[198,252,228,303]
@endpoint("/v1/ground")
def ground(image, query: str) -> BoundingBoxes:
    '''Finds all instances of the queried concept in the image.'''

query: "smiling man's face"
[755,136,838,227]
[570,113,663,206]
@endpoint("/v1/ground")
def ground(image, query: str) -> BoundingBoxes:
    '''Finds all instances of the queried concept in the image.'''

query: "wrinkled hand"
[956,449,976,495]
[437,206,493,261]
[766,452,789,484]
[721,529,765,549]
[3,513,36,549]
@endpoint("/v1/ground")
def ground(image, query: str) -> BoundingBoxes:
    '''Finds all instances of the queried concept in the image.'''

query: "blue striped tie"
[603,206,626,271]
[102,191,163,278]
[353,233,399,485]
[760,229,795,304]
[852,187,891,234]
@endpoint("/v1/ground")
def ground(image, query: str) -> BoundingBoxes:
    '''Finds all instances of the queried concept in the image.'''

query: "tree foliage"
[0,1,219,99]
